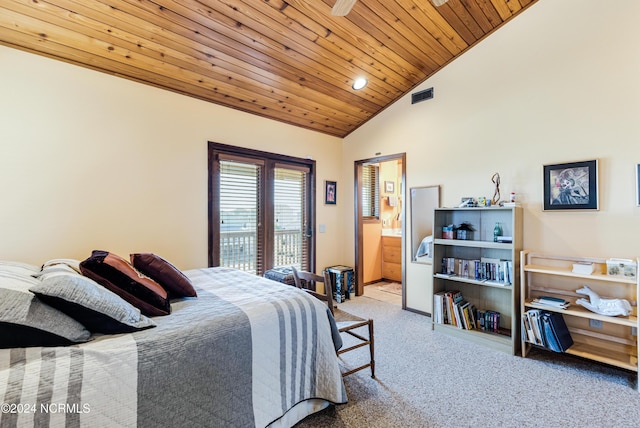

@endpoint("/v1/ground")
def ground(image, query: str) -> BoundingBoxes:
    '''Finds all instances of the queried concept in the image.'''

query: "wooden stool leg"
[369,320,375,378]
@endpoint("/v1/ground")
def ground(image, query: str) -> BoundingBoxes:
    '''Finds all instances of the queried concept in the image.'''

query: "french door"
[208,142,315,275]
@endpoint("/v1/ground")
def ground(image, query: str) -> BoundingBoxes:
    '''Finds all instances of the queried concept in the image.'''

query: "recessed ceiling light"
[352,77,367,90]
[432,0,449,6]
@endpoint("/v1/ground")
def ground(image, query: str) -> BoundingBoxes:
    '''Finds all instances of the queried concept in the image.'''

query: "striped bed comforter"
[0,267,347,428]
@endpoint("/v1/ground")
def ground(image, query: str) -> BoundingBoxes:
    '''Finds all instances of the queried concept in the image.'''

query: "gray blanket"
[0,267,347,427]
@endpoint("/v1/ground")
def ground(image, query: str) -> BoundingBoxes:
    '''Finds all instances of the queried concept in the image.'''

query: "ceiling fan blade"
[331,0,358,16]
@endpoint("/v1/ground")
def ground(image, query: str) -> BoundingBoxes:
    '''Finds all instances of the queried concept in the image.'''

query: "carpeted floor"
[296,296,640,428]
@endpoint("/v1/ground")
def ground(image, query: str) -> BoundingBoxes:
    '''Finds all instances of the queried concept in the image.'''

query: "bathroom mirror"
[410,185,440,264]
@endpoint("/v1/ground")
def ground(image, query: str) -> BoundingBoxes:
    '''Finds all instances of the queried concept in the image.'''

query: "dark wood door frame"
[354,153,406,306]
[208,142,316,274]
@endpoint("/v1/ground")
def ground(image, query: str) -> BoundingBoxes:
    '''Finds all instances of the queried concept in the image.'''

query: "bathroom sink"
[382,228,402,236]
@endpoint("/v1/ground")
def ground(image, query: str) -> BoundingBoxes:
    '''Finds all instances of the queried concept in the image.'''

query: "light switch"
[319,224,326,233]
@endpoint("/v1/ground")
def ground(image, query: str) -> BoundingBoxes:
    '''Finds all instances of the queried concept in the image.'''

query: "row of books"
[522,309,573,352]
[531,295,570,309]
[433,290,502,333]
[440,257,513,285]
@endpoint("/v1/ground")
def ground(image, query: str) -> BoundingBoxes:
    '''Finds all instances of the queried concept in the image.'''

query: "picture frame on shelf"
[385,181,395,194]
[325,180,337,205]
[543,159,598,211]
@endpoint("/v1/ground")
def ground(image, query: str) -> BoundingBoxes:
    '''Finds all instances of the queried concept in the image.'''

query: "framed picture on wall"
[384,181,395,194]
[325,180,337,205]
[543,159,598,211]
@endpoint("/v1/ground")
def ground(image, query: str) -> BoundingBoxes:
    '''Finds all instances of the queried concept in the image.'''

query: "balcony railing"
[220,229,303,274]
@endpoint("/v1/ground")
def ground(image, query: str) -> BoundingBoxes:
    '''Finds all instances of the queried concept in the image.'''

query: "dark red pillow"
[130,253,197,298]
[80,250,170,316]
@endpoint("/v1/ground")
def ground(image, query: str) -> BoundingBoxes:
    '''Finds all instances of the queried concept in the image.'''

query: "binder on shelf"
[540,312,573,352]
[523,309,573,352]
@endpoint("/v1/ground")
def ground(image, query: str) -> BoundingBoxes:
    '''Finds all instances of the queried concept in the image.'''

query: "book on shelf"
[433,290,491,331]
[478,310,501,332]
[434,292,443,323]
[522,311,535,343]
[532,295,570,309]
[572,262,594,275]
[523,309,544,346]
[458,301,475,330]
[440,257,513,285]
[451,291,464,327]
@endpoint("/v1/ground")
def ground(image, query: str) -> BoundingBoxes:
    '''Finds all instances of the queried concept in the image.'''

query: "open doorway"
[354,153,406,308]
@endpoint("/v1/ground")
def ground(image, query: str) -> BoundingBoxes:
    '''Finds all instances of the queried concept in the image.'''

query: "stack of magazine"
[532,295,570,309]
[522,309,573,352]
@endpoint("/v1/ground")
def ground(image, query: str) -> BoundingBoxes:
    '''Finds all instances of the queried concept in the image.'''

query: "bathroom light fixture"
[352,77,367,90]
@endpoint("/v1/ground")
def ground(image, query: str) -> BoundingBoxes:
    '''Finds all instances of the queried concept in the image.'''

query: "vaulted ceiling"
[0,0,537,137]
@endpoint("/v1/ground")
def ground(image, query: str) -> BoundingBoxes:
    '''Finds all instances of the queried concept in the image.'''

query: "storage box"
[606,259,637,278]
[572,262,594,275]
[325,265,354,303]
[442,226,454,239]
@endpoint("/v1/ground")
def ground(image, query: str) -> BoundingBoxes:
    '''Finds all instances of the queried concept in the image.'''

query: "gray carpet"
[296,296,640,428]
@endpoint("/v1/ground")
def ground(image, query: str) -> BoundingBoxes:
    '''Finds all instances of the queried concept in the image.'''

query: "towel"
[415,235,433,259]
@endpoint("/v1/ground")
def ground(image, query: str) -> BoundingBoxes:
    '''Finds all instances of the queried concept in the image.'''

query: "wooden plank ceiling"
[0,0,537,137]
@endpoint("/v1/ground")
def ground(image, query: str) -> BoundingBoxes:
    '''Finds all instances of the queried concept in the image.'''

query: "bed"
[0,265,347,428]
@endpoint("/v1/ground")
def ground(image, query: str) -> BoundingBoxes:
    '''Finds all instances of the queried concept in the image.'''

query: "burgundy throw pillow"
[80,250,170,316]
[130,253,197,298]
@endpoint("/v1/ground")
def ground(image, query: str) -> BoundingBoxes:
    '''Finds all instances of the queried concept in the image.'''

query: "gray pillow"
[31,265,156,334]
[0,270,92,348]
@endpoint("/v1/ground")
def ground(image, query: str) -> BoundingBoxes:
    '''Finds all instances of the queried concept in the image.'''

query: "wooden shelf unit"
[520,251,640,380]
[432,206,522,355]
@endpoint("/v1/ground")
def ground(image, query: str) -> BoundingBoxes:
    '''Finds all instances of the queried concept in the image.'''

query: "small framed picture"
[325,180,337,205]
[636,164,640,206]
[543,159,598,211]
[385,181,395,194]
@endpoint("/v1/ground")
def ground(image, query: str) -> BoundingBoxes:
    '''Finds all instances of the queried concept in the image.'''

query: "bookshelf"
[432,206,522,354]
[521,251,640,381]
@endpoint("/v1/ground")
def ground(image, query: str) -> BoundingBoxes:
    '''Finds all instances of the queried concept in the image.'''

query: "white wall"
[0,45,343,270]
[341,0,640,312]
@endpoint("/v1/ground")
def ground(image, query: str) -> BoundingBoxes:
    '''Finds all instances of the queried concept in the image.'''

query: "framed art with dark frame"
[543,159,598,211]
[325,180,337,205]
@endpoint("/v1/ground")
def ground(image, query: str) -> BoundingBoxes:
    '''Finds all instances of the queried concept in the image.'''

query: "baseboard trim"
[404,307,431,318]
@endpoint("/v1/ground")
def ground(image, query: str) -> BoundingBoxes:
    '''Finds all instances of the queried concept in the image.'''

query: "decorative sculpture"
[491,172,501,205]
[575,285,632,316]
